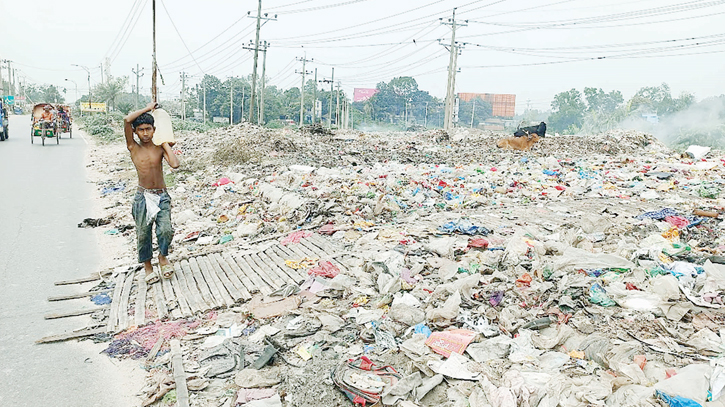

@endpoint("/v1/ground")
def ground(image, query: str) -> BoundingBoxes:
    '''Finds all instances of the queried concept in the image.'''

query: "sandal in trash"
[331,356,402,406]
[145,270,160,284]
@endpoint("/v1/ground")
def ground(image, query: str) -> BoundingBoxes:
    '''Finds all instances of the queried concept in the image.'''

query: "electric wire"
[104,0,143,59]
[110,0,149,64]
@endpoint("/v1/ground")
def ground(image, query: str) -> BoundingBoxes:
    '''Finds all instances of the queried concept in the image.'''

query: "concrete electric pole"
[336,81,341,129]
[247,2,276,123]
[441,9,466,131]
[296,54,313,125]
[132,64,145,109]
[319,68,334,128]
[312,68,318,124]
[180,71,187,120]
[260,41,268,125]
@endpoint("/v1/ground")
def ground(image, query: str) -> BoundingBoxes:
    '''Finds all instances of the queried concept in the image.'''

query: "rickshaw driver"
[40,105,54,133]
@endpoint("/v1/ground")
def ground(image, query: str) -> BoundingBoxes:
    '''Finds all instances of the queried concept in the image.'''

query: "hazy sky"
[2,0,723,113]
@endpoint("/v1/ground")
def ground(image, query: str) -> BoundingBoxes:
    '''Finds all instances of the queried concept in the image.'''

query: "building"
[458,93,516,118]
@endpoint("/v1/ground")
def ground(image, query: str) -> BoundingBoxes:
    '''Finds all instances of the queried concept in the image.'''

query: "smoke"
[618,96,725,149]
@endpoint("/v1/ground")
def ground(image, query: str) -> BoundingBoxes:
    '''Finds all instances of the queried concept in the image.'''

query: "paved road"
[0,115,138,407]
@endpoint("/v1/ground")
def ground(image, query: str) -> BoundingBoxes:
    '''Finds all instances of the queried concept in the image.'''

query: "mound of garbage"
[83,123,725,407]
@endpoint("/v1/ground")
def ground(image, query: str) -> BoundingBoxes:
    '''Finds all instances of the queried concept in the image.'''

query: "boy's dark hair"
[132,112,155,130]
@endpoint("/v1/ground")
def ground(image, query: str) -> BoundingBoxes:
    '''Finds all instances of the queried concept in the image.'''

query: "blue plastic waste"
[91,292,112,305]
[656,390,702,407]
[413,323,432,338]
[438,220,491,236]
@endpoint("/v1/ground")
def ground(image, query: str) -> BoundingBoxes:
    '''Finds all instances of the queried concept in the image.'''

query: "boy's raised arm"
[124,102,158,149]
[161,143,180,169]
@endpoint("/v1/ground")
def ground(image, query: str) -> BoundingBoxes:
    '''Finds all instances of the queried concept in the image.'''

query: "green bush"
[78,112,124,141]
[265,119,286,129]
[171,118,222,132]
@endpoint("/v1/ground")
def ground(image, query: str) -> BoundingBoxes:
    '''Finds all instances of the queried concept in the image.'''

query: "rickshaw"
[57,104,72,137]
[31,103,59,145]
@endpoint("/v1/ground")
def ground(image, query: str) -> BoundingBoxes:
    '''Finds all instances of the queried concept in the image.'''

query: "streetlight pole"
[72,64,91,110]
[425,101,429,128]
[64,79,78,114]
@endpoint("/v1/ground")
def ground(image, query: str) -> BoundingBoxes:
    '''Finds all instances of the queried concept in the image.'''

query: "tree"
[627,83,693,116]
[93,76,128,110]
[548,89,585,134]
[457,97,492,128]
[583,87,623,114]
[43,85,65,103]
[24,84,65,104]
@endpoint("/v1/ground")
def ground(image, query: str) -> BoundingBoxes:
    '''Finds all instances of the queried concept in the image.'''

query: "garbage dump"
[81,122,725,406]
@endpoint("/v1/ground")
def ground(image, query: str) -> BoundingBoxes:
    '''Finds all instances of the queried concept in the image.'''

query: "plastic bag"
[653,364,712,405]
[589,283,616,307]
[656,391,702,407]
[426,291,461,323]
[554,247,635,271]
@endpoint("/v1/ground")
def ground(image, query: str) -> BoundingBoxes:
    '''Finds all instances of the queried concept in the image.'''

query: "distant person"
[58,107,70,126]
[124,102,180,284]
[40,105,54,134]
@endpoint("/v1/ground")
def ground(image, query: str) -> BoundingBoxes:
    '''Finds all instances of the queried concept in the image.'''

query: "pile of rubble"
[82,123,725,406]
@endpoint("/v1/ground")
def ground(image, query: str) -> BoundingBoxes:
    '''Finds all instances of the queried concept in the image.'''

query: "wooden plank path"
[41,234,347,341]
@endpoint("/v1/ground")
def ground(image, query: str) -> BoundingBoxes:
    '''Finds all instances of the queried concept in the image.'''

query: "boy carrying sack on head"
[124,102,180,284]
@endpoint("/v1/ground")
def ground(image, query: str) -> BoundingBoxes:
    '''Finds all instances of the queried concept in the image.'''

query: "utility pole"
[335,82,341,129]
[470,100,476,128]
[296,53,312,125]
[230,79,233,125]
[203,82,207,123]
[5,61,12,98]
[0,60,4,96]
[100,63,104,85]
[180,71,187,120]
[241,85,245,122]
[441,9,466,131]
[132,64,145,109]
[11,67,16,98]
[247,2,277,123]
[425,101,429,128]
[319,69,333,128]
[312,68,318,124]
[151,0,158,103]
[404,100,409,125]
[259,41,268,125]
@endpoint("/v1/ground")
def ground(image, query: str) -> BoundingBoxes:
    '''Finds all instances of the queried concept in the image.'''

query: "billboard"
[458,93,516,118]
[80,102,107,113]
[353,88,379,102]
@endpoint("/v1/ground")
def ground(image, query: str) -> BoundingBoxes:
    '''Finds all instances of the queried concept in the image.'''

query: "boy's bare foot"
[159,254,174,279]
[143,260,160,284]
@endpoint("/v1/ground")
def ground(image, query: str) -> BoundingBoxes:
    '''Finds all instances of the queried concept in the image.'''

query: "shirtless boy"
[124,102,180,284]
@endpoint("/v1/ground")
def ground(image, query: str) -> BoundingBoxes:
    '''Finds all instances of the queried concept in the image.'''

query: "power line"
[266,0,314,10]
[104,0,143,59]
[269,0,448,41]
[160,18,255,68]
[159,0,208,76]
[110,0,149,63]
[278,0,372,14]
[467,0,725,29]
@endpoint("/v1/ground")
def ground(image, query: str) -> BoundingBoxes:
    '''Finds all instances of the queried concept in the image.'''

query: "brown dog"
[496,133,540,151]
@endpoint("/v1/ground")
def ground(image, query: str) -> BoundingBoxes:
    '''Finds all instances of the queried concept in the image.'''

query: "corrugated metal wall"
[458,93,516,118]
